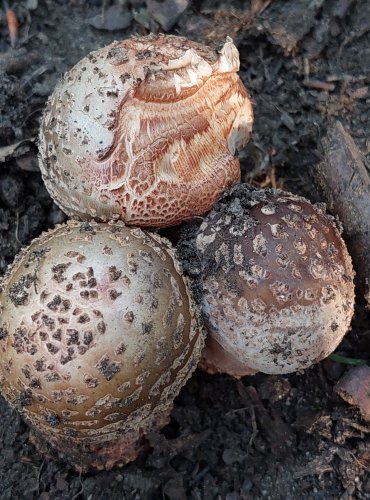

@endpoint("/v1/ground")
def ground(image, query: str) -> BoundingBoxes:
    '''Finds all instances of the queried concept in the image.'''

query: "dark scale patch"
[28,248,49,263]
[52,329,62,341]
[21,366,31,379]
[18,389,32,406]
[331,321,339,331]
[65,251,85,262]
[141,321,154,335]
[96,354,120,381]
[109,266,122,282]
[66,396,79,405]
[80,222,96,234]
[66,283,73,291]
[40,290,49,303]
[79,280,87,288]
[45,412,60,427]
[158,346,171,365]
[57,317,68,325]
[90,291,98,299]
[80,290,90,299]
[84,375,98,388]
[66,329,79,345]
[34,358,47,372]
[60,347,75,365]
[150,272,163,289]
[127,254,138,274]
[163,301,175,327]
[27,345,38,355]
[139,250,153,265]
[73,308,82,316]
[122,275,131,287]
[61,299,71,311]
[124,311,134,323]
[29,378,41,389]
[41,314,56,331]
[119,72,131,85]
[45,372,60,382]
[109,289,122,300]
[46,343,60,354]
[78,313,90,323]
[65,428,77,438]
[8,274,35,306]
[47,295,62,311]
[97,321,106,334]
[78,345,88,355]
[88,277,97,288]
[150,298,159,310]
[72,272,85,281]
[52,263,71,283]
[83,331,93,345]
[93,309,103,317]
[0,327,8,340]
[134,351,145,366]
[31,311,41,322]
[21,365,31,379]
[115,342,126,355]
[61,409,73,418]
[13,327,28,353]
[174,321,184,347]
[87,267,94,278]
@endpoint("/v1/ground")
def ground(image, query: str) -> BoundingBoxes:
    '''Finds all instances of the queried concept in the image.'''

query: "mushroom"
[0,220,204,471]
[38,34,253,228]
[196,184,355,376]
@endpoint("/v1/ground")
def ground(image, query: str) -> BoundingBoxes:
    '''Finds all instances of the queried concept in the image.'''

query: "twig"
[236,380,258,452]
[72,471,84,500]
[3,0,19,48]
[36,460,45,496]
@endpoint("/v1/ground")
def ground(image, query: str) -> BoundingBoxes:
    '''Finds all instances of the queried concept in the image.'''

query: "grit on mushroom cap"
[0,221,204,470]
[196,184,355,376]
[38,34,253,227]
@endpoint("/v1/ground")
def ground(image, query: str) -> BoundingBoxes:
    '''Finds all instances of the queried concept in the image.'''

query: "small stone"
[146,0,189,31]
[56,477,68,491]
[87,5,132,31]
[222,447,246,465]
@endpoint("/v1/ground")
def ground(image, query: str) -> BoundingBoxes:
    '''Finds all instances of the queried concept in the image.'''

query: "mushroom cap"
[38,34,253,227]
[0,221,204,470]
[196,184,355,375]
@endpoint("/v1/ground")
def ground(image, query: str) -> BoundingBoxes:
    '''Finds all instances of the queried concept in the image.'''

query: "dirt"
[0,0,370,499]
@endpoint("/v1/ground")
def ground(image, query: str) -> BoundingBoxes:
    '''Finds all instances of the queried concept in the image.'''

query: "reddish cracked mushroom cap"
[196,184,355,376]
[38,34,253,227]
[0,221,204,471]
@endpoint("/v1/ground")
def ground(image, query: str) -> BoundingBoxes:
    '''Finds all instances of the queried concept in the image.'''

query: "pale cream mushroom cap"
[38,34,253,227]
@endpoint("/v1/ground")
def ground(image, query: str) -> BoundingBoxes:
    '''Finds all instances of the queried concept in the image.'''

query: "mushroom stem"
[199,335,256,378]
[29,407,172,472]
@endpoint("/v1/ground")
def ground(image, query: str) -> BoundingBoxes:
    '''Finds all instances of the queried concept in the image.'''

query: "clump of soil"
[0,1,369,498]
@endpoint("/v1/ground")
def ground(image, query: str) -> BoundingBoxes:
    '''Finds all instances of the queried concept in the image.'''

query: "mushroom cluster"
[0,34,356,471]
[1,34,253,470]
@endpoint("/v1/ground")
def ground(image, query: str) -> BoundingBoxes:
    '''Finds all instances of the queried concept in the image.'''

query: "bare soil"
[0,1,369,499]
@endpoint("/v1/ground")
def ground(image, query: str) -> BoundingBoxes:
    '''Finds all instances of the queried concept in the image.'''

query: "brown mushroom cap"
[196,184,355,376]
[38,34,253,228]
[0,221,204,471]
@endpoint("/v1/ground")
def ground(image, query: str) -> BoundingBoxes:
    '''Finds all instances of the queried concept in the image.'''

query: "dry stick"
[315,121,370,308]
[3,0,18,48]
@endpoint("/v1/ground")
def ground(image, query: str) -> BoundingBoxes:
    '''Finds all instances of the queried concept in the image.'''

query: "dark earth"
[0,0,370,498]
